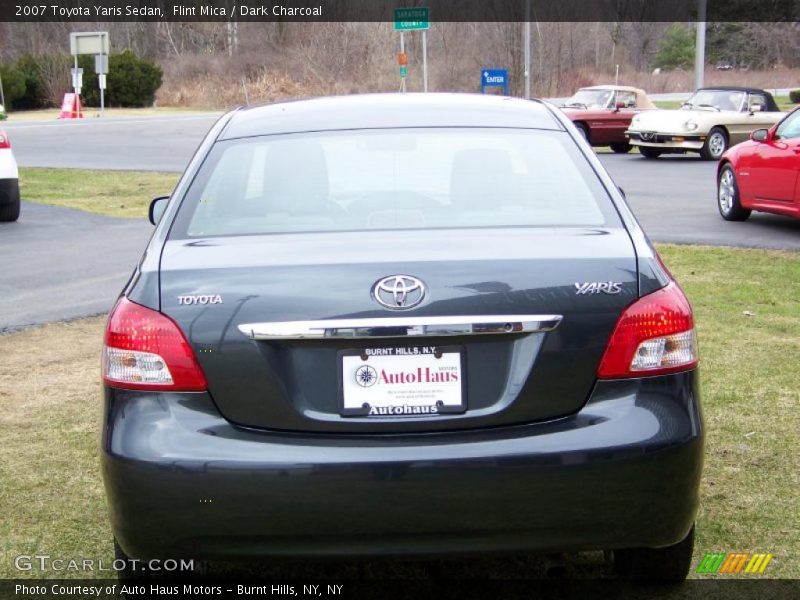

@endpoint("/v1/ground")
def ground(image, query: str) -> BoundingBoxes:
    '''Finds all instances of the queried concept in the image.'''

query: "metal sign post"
[69,32,110,114]
[95,53,109,114]
[399,32,406,93]
[394,7,430,92]
[70,68,84,94]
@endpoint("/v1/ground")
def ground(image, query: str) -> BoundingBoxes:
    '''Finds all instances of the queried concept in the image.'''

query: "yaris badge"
[575,282,623,295]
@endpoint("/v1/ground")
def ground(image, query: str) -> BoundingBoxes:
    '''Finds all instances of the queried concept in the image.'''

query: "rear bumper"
[102,372,704,560]
[626,131,706,151]
[0,178,19,207]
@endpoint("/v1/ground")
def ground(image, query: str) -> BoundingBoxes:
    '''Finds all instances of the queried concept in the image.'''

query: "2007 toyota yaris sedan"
[101,94,703,581]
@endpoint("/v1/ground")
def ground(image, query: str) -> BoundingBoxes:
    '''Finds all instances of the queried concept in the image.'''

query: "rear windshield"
[170,128,620,238]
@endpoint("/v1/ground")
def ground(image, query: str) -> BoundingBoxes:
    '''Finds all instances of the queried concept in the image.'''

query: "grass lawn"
[19,168,179,219]
[0,244,797,581]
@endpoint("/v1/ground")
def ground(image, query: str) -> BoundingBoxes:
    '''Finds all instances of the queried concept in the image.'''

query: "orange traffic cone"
[59,93,84,119]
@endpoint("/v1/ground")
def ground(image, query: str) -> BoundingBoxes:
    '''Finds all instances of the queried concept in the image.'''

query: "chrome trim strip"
[238,315,563,340]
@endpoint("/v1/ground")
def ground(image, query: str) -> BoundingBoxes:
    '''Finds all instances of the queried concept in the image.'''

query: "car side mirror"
[615,101,625,110]
[751,129,770,142]
[148,196,169,225]
[749,103,764,113]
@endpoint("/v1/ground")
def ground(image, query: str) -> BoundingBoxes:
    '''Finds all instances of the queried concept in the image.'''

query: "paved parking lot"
[601,153,800,249]
[0,202,151,331]
[2,114,798,330]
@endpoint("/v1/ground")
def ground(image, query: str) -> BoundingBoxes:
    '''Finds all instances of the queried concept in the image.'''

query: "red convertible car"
[560,85,656,153]
[717,106,800,221]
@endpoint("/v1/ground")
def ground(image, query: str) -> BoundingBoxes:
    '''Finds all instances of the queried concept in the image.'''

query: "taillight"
[597,282,698,379]
[0,130,10,149]
[103,297,207,391]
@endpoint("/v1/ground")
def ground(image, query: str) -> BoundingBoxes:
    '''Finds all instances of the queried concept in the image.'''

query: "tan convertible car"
[626,86,784,160]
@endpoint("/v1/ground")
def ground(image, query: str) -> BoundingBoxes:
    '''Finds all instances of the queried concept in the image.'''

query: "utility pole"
[695,0,707,90]
[523,0,531,99]
[422,29,428,92]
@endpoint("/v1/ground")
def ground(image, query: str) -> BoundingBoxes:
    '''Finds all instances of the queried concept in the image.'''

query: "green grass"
[19,168,179,219]
[0,244,797,581]
[659,245,800,580]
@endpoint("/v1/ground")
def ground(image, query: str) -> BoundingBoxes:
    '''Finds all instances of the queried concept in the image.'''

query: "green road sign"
[394,7,429,31]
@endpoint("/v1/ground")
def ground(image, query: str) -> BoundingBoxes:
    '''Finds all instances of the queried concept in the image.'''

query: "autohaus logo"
[355,365,459,387]
[372,275,426,310]
[354,365,378,387]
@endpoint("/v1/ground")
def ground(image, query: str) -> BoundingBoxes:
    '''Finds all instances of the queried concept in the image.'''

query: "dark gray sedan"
[101,94,703,581]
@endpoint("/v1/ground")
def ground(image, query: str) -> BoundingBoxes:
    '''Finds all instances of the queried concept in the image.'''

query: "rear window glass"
[171,128,620,238]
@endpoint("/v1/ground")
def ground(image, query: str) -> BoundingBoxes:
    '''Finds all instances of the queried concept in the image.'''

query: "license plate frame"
[338,345,467,417]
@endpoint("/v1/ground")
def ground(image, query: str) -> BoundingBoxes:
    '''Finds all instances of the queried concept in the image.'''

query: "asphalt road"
[0,202,152,332]
[601,152,800,249]
[2,114,798,330]
[4,114,220,171]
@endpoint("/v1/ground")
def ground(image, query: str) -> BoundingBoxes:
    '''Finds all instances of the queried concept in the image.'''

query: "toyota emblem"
[372,275,426,310]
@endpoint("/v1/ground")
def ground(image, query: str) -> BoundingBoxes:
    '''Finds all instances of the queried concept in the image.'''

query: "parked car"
[717,106,800,221]
[102,94,703,582]
[560,85,656,153]
[626,87,784,160]
[0,128,20,222]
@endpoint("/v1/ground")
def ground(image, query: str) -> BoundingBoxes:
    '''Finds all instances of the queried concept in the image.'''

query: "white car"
[626,87,784,160]
[0,128,20,222]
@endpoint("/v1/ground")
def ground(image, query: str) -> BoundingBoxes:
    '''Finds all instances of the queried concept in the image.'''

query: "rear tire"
[717,164,751,221]
[615,526,695,582]
[610,143,632,154]
[639,146,662,159]
[0,188,20,222]
[701,127,728,161]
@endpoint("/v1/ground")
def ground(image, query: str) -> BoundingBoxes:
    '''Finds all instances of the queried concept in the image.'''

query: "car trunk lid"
[158,227,638,433]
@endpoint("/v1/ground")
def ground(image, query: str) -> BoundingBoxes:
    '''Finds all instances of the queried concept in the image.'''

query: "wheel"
[610,143,632,154]
[717,164,751,221]
[0,181,20,222]
[701,127,728,160]
[574,123,589,143]
[615,526,695,582]
[639,146,662,159]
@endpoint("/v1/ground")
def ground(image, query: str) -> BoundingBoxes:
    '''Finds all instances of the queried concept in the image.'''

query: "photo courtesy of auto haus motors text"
[1,0,799,598]
[14,584,343,597]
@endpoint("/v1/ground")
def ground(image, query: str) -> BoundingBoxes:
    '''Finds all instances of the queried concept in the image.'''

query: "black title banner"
[2,0,800,23]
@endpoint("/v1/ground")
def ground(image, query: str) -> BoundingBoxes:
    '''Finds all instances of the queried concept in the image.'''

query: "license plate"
[339,346,466,417]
